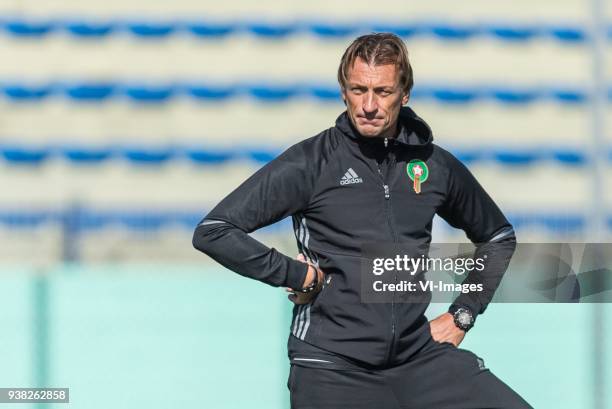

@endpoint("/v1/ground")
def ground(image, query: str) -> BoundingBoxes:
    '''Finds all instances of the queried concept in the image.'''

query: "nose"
[362,91,378,114]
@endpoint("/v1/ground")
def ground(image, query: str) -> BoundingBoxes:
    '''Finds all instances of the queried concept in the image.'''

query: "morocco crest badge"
[406,160,429,194]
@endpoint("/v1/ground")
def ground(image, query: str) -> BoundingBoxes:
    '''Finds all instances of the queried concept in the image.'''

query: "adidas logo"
[340,168,363,185]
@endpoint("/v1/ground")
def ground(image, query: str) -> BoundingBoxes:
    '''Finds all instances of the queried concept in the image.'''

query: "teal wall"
[0,265,610,408]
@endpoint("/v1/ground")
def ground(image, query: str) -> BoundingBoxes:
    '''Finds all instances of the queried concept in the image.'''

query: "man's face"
[341,57,409,139]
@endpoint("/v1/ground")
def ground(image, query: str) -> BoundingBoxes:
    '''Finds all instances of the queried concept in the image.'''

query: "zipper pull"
[384,184,390,199]
[384,137,388,148]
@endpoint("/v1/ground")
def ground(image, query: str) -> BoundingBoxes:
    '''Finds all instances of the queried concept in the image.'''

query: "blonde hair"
[338,33,414,96]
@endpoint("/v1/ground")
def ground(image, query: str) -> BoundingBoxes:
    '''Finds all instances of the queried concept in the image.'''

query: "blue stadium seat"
[3,19,55,36]
[185,21,235,37]
[245,22,296,38]
[550,149,586,166]
[308,22,359,37]
[185,84,237,101]
[123,84,176,102]
[65,83,116,101]
[125,21,176,37]
[64,21,115,37]
[247,84,298,101]
[493,149,541,166]
[122,147,175,164]
[451,149,484,165]
[547,26,586,42]
[2,83,54,101]
[429,22,478,40]
[61,146,114,163]
[175,212,204,229]
[548,88,587,104]
[488,87,540,104]
[0,146,51,164]
[308,85,341,101]
[540,214,585,233]
[431,87,480,104]
[117,211,169,230]
[242,148,280,164]
[0,210,54,227]
[75,210,113,230]
[185,148,234,164]
[484,24,539,42]
[506,214,585,233]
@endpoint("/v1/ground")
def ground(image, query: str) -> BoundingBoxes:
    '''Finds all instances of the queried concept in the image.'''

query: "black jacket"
[193,106,516,368]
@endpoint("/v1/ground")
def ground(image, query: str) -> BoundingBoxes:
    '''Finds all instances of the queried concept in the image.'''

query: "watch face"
[457,312,473,326]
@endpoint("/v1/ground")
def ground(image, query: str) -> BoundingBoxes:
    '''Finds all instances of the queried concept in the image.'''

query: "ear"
[340,87,347,106]
[401,93,409,105]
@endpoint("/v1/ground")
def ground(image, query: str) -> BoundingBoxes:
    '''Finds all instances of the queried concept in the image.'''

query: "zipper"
[377,137,398,366]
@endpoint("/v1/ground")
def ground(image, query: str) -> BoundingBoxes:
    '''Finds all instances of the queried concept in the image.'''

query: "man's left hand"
[429,312,465,347]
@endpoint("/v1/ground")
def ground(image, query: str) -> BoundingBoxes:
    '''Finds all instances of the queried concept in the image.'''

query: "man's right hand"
[286,253,325,305]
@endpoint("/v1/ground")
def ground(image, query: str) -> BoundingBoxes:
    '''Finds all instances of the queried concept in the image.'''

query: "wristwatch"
[450,305,475,332]
[295,264,319,293]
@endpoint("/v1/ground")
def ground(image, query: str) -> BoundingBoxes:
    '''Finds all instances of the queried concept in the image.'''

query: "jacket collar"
[335,106,434,147]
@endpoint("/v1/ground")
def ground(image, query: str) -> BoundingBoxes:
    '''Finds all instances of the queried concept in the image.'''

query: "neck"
[378,119,400,140]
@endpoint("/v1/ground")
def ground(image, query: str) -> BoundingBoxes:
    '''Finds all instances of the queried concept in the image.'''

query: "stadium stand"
[0,0,610,264]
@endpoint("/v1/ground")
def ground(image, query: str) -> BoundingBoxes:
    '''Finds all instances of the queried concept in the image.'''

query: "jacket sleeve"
[436,153,516,317]
[192,142,318,289]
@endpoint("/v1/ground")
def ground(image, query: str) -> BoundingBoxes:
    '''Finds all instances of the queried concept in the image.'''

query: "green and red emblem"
[406,160,429,194]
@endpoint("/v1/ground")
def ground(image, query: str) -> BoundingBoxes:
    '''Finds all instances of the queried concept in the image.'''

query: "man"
[193,33,532,408]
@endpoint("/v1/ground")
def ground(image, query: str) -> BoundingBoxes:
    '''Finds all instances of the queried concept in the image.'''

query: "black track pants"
[288,337,532,409]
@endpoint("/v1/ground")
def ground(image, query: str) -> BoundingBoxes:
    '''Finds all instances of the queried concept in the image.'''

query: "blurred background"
[0,0,611,408]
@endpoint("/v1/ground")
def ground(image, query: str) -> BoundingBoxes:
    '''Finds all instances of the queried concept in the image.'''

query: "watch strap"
[295,263,319,293]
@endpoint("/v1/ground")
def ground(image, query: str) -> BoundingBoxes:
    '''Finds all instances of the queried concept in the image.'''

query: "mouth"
[357,117,383,126]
